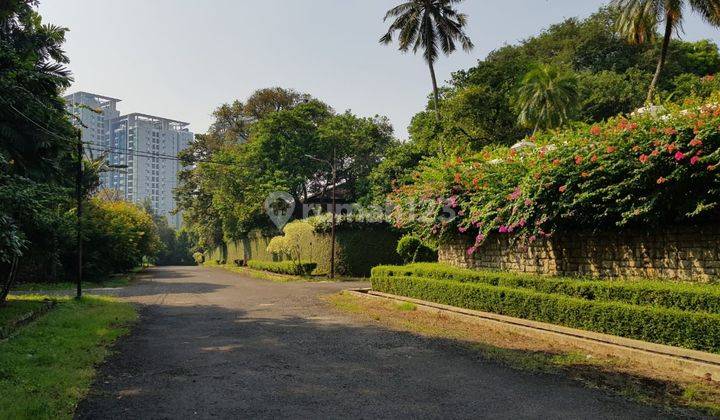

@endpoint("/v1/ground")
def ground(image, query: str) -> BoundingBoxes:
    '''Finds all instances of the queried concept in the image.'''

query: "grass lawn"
[0,295,51,329]
[0,295,137,419]
[12,267,144,292]
[327,292,720,417]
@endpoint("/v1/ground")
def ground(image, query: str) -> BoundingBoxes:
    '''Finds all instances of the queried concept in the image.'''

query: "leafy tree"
[380,0,474,121]
[612,0,720,103]
[515,63,579,132]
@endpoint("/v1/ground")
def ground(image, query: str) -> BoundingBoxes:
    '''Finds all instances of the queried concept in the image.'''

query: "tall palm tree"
[612,0,720,104]
[380,0,474,121]
[516,64,579,133]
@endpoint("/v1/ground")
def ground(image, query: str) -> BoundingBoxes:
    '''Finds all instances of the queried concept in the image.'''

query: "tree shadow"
[75,303,678,419]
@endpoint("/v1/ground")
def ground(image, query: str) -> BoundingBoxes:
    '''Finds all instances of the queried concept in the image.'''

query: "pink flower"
[689,138,703,147]
[524,199,533,206]
[690,156,700,165]
[657,177,668,184]
[518,219,526,227]
[458,226,468,233]
[448,196,458,208]
[475,233,485,244]
[498,226,509,233]
[674,151,685,161]
[559,185,567,193]
[466,246,476,256]
[507,186,521,200]
[528,235,537,243]
[458,210,465,216]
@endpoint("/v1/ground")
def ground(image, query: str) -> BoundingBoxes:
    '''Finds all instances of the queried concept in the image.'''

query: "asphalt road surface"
[75,266,670,419]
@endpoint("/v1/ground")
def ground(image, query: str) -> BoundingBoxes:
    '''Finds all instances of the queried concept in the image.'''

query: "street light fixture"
[305,148,337,279]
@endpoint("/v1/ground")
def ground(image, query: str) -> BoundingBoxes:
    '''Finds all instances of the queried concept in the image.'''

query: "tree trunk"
[0,257,19,305]
[647,14,674,105]
[428,60,441,122]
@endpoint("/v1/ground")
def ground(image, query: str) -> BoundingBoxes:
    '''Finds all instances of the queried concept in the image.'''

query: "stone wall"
[438,226,720,282]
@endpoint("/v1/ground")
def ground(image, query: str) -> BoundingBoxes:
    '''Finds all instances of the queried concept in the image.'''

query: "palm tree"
[516,64,579,133]
[612,0,720,104]
[380,0,474,121]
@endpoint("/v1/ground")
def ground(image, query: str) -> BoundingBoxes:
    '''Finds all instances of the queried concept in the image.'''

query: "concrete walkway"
[75,266,669,419]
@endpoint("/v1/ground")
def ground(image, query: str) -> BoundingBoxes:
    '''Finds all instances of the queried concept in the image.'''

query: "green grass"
[0,295,137,419]
[0,295,51,328]
[13,267,145,292]
[394,301,417,311]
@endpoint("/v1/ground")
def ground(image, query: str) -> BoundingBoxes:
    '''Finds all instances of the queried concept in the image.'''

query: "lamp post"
[75,131,83,299]
[305,148,337,279]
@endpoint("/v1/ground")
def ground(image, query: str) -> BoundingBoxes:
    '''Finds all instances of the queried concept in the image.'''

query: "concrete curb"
[345,289,720,380]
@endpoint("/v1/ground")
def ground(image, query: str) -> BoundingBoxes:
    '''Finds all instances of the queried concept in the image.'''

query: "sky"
[39,0,720,140]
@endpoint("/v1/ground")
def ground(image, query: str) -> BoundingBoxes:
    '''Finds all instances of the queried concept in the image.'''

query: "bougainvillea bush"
[389,96,720,255]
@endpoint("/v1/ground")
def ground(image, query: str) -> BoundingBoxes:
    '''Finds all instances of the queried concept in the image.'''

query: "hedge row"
[372,263,720,314]
[371,275,720,353]
[247,260,317,276]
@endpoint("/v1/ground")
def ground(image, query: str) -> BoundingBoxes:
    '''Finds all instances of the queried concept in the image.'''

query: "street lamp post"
[75,132,83,299]
[305,148,337,279]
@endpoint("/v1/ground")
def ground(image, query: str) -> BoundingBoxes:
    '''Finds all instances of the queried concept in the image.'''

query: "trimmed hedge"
[371,275,720,353]
[247,260,317,276]
[372,263,720,314]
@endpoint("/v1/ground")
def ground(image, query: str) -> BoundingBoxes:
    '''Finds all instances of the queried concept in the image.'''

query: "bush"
[389,96,720,251]
[371,275,720,353]
[247,260,317,276]
[396,235,437,263]
[372,263,720,314]
[193,252,205,264]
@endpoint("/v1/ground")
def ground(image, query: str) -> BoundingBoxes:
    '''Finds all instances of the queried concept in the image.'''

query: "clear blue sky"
[39,0,720,139]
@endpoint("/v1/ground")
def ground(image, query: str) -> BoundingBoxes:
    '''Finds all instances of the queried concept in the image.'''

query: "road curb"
[345,289,720,380]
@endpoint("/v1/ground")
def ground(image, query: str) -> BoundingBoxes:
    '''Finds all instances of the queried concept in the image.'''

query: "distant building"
[65,91,193,228]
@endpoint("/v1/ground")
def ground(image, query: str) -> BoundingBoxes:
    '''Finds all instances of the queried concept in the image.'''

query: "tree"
[613,0,720,103]
[380,0,474,121]
[516,63,579,132]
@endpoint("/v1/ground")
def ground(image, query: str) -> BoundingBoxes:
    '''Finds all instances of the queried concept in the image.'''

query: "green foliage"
[193,252,205,265]
[371,275,720,353]
[516,63,579,131]
[0,295,136,419]
[373,263,720,314]
[247,259,317,276]
[81,199,160,280]
[389,95,720,248]
[396,235,437,264]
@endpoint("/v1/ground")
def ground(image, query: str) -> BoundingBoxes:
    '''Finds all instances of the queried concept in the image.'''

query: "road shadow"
[75,302,676,419]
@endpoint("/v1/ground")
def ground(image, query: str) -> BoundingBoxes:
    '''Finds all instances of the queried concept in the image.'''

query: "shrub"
[247,260,317,276]
[388,97,720,252]
[371,275,720,353]
[193,252,205,264]
[372,263,720,314]
[396,235,437,263]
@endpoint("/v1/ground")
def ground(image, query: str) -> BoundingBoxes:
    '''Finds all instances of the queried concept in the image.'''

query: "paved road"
[76,266,669,419]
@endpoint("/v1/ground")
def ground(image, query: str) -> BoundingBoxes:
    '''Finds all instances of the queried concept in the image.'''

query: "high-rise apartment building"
[65,91,193,228]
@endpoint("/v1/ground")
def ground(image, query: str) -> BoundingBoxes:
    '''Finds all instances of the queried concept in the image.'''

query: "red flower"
[666,143,677,152]
[590,125,602,136]
[657,177,668,184]
[454,173,461,183]
[639,154,649,164]
[651,149,660,157]
[606,146,616,153]
[663,127,678,136]
[689,138,703,147]
[690,156,700,165]
[552,159,561,166]
[472,178,479,186]
[574,156,583,165]
[558,185,567,193]
[674,151,685,161]
[590,154,598,163]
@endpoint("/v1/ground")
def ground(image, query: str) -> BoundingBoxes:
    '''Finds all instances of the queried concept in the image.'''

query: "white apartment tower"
[65,92,193,228]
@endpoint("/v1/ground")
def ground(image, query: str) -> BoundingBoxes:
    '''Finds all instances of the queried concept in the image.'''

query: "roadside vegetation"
[372,263,720,353]
[0,296,137,419]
